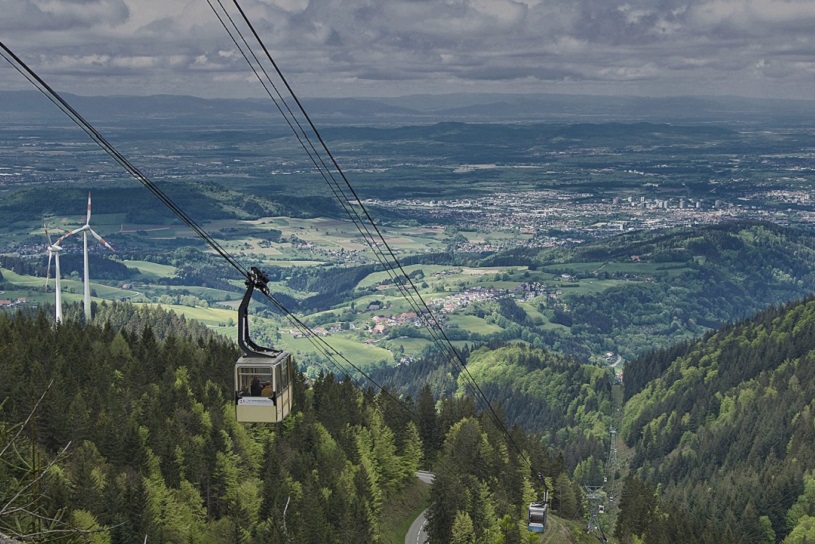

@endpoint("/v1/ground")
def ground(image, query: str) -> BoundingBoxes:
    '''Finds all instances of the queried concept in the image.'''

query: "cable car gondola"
[234,267,293,423]
[528,502,548,533]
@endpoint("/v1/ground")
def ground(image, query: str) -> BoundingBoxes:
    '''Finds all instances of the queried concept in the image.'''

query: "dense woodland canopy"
[619,296,815,543]
[376,341,613,480]
[0,307,569,543]
[3,292,815,543]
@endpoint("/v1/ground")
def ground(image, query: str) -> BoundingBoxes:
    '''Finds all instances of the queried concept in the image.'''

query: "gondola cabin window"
[235,351,292,423]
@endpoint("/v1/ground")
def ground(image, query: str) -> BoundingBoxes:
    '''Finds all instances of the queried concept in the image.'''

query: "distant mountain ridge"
[3,90,815,126]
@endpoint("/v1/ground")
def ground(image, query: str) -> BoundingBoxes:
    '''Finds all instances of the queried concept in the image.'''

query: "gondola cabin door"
[235,351,292,423]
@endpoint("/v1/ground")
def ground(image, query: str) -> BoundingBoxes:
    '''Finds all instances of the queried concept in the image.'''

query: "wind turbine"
[44,227,64,323]
[60,192,114,320]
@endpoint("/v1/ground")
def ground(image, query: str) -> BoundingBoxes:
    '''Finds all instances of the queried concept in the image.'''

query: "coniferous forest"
[618,296,815,544]
[0,306,566,543]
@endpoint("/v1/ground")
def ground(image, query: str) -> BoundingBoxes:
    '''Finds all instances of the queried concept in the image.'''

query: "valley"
[3,94,815,383]
[3,92,815,542]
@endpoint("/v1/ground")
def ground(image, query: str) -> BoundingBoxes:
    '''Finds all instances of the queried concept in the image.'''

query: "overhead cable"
[211,1,537,474]
[0,40,414,419]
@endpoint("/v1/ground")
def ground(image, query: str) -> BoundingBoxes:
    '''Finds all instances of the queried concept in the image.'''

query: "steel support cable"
[0,41,416,419]
[208,0,383,249]
[209,0,435,343]
[224,0,535,473]
[223,0,481,365]
[207,0,442,355]
[0,42,248,280]
[214,0,458,351]
[209,1,453,357]
[205,0,365,235]
[226,0,417,286]
[222,1,536,473]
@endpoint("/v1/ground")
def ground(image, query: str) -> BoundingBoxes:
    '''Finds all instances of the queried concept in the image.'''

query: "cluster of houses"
[0,297,26,309]
[287,235,368,264]
[430,281,553,314]
[289,322,356,338]
[285,279,556,342]
[370,311,422,335]
[432,286,503,313]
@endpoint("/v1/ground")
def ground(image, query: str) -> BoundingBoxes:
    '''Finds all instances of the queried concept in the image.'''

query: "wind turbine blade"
[45,250,52,288]
[57,226,85,244]
[44,226,53,245]
[86,192,92,224]
[89,228,115,252]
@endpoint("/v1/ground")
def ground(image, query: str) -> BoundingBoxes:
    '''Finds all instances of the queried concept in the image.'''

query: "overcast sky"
[1,0,814,100]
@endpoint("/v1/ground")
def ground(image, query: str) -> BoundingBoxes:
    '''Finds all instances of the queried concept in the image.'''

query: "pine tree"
[450,511,476,544]
[400,422,423,486]
[417,385,439,466]
[554,472,578,519]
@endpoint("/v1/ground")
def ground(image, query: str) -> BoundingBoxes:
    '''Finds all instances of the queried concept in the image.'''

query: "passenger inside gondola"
[250,376,262,396]
[236,367,273,397]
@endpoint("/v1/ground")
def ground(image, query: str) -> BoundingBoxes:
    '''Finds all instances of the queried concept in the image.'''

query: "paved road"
[406,509,428,544]
[406,472,435,544]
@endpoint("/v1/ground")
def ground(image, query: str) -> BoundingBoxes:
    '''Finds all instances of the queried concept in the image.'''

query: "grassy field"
[446,314,504,335]
[387,336,432,355]
[263,216,448,253]
[283,332,395,369]
[355,264,450,289]
[2,210,690,370]
[1,268,136,301]
[133,302,236,327]
[123,260,178,278]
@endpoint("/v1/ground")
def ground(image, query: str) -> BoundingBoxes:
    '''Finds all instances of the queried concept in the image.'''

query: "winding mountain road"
[405,471,435,544]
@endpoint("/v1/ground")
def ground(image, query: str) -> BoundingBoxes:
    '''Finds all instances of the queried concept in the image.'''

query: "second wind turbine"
[44,227,64,324]
[61,192,115,320]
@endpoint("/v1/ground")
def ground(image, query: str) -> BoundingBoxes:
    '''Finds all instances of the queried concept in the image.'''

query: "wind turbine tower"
[44,227,64,323]
[61,192,115,320]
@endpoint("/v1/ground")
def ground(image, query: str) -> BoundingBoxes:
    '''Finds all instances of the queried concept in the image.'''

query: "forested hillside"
[361,221,815,367]
[618,296,815,543]
[536,220,815,359]
[0,309,568,543]
[374,341,614,476]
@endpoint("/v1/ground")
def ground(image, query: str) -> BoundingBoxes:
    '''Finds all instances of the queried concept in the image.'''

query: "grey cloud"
[0,0,129,32]
[1,0,814,99]
[462,64,586,82]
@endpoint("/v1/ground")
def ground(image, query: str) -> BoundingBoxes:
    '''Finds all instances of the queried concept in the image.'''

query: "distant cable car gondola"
[528,477,549,533]
[234,267,293,423]
[528,502,548,533]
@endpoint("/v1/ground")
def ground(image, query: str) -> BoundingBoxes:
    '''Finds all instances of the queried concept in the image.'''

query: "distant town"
[366,186,815,252]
